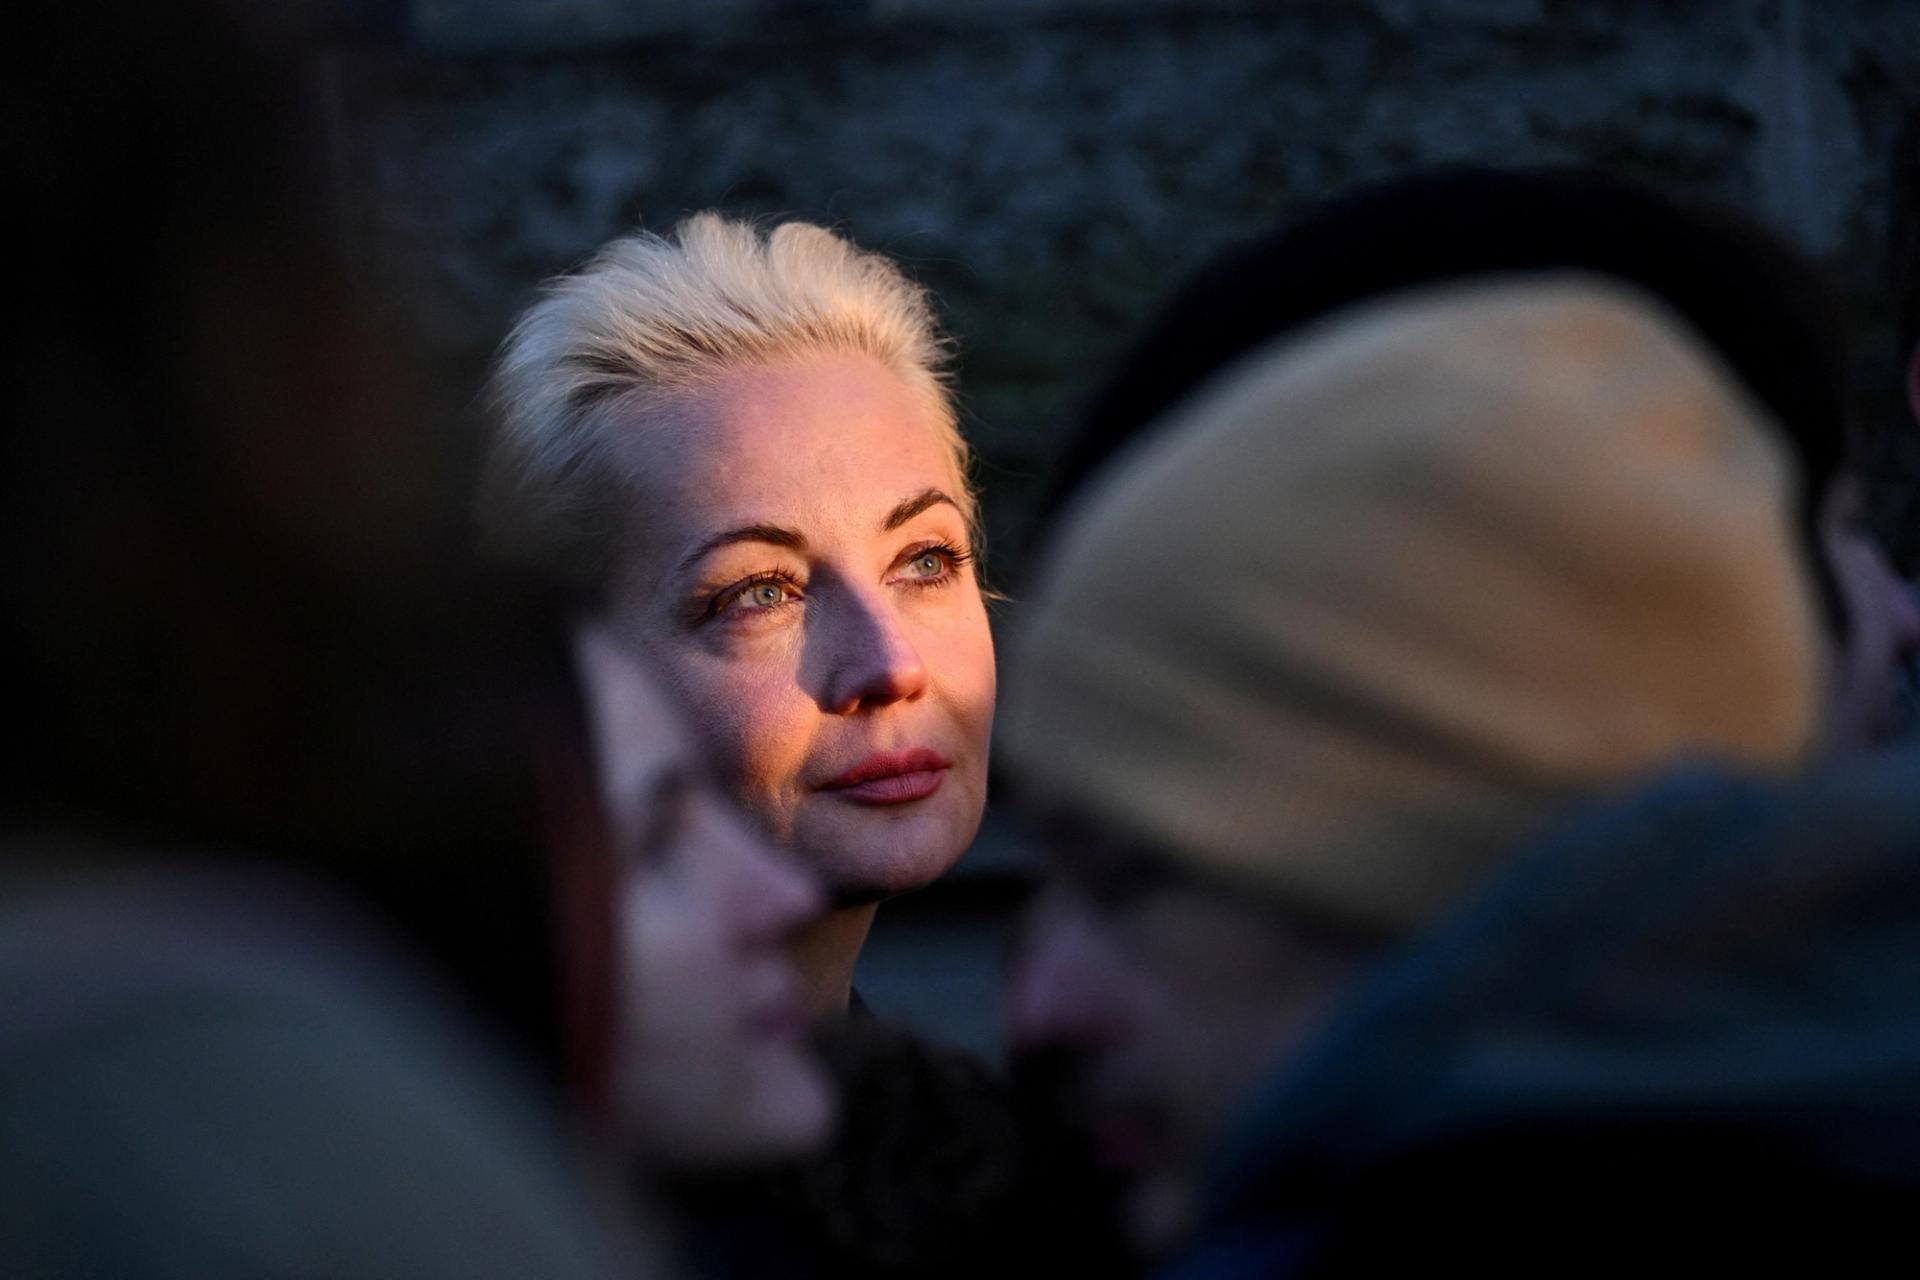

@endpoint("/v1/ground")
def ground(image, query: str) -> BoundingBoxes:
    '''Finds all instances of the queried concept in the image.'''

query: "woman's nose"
[818,592,929,714]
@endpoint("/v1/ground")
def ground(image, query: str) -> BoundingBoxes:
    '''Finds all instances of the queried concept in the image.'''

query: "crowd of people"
[9,4,1920,1276]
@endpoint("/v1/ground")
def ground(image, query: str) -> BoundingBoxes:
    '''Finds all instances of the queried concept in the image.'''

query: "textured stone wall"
[323,0,1920,564]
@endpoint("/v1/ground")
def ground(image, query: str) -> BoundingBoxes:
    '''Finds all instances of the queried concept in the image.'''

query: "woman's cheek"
[936,613,998,744]
[653,653,754,760]
[690,677,812,833]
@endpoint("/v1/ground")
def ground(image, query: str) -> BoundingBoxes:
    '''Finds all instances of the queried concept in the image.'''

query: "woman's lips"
[819,748,950,805]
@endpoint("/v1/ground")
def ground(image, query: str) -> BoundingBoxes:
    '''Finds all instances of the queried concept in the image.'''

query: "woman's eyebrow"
[675,522,807,576]
[881,488,959,532]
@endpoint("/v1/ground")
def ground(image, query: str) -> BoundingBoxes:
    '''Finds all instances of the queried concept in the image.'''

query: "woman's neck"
[791,902,877,1019]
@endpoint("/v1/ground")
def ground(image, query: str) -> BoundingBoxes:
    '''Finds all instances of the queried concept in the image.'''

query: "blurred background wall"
[311,0,1920,1055]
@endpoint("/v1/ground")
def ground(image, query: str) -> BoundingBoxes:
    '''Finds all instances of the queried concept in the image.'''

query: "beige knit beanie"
[1002,276,1826,936]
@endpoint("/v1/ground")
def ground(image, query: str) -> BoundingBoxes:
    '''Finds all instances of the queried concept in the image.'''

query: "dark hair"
[3,1,592,1081]
[1892,105,1920,363]
[667,1016,1138,1279]
[1041,167,1854,631]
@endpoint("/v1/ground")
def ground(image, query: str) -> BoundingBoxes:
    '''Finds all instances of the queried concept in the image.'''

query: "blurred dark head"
[1002,275,1827,1254]
[1893,105,1920,418]
[1042,166,1855,633]
[2,2,592,1080]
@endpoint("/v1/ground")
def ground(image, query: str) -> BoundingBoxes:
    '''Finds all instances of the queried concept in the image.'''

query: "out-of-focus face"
[1820,477,1920,752]
[575,626,835,1168]
[1004,820,1360,1256]
[605,350,996,901]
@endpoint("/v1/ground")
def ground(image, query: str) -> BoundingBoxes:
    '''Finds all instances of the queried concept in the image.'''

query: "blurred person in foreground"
[1,3,842,1274]
[1001,276,1830,1267]
[572,624,839,1206]
[1,3,617,1275]
[1880,107,1920,727]
[1045,167,1918,753]
[1895,107,1920,439]
[1133,746,1920,1273]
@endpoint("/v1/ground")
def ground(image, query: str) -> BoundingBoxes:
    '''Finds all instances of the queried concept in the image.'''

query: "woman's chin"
[798,801,982,901]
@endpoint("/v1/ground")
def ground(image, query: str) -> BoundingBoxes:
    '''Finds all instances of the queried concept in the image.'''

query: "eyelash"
[701,541,975,621]
[896,539,975,588]
[704,569,805,620]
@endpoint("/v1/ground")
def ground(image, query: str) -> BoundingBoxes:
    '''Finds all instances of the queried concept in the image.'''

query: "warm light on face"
[607,351,997,901]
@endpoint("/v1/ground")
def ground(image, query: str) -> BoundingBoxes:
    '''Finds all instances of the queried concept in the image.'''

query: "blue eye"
[899,542,973,584]
[709,573,801,620]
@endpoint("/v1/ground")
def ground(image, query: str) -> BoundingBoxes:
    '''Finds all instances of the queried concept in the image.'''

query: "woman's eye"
[713,576,800,617]
[899,546,961,582]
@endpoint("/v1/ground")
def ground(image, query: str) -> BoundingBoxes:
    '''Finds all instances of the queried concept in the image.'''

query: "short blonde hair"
[481,213,970,593]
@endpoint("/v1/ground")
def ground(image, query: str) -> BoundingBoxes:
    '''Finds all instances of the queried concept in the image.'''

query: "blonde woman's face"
[607,350,996,901]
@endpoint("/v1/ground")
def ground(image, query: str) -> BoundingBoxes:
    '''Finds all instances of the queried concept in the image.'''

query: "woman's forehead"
[617,354,968,551]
